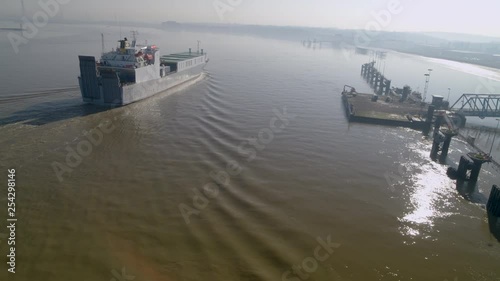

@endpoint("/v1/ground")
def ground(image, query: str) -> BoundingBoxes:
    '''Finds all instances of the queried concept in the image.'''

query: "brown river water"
[0,24,499,281]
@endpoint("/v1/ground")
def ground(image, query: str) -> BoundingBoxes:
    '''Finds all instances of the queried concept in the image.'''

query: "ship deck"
[348,93,428,120]
[161,52,205,63]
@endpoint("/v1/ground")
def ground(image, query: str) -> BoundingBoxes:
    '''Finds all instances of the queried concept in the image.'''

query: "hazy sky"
[2,0,500,37]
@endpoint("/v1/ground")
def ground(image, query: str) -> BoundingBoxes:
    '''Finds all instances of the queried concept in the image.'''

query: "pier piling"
[488,212,500,242]
[440,134,453,159]
[423,105,435,136]
[370,69,377,87]
[360,62,395,97]
[430,113,458,161]
[469,161,483,182]
[454,153,490,182]
[457,155,473,180]
[430,131,444,159]
[487,185,500,217]
[385,80,391,95]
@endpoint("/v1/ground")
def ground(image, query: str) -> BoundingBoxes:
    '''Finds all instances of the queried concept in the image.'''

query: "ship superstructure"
[78,34,207,106]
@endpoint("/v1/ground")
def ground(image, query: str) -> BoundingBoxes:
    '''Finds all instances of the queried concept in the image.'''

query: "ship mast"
[20,0,26,30]
[101,33,105,55]
[131,30,139,48]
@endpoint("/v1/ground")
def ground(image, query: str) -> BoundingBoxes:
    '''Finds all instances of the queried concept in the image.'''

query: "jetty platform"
[342,90,428,129]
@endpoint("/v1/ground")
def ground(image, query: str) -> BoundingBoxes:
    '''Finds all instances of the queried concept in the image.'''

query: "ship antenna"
[131,30,139,48]
[101,33,105,55]
[20,0,26,30]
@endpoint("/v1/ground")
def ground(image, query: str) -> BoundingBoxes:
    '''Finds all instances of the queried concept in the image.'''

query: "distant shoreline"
[358,46,500,73]
[3,19,500,71]
[382,48,500,71]
[0,27,24,31]
[160,22,500,71]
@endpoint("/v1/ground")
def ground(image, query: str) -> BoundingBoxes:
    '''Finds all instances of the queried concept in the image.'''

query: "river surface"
[0,23,499,281]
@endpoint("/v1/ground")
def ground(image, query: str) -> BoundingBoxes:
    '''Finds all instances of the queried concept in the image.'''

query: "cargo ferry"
[78,34,208,106]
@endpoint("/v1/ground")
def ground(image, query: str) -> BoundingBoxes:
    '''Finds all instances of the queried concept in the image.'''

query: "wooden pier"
[488,185,500,217]
[361,62,391,95]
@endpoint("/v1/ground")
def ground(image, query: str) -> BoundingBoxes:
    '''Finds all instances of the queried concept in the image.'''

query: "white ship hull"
[78,63,205,106]
[122,63,205,105]
[78,41,208,106]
